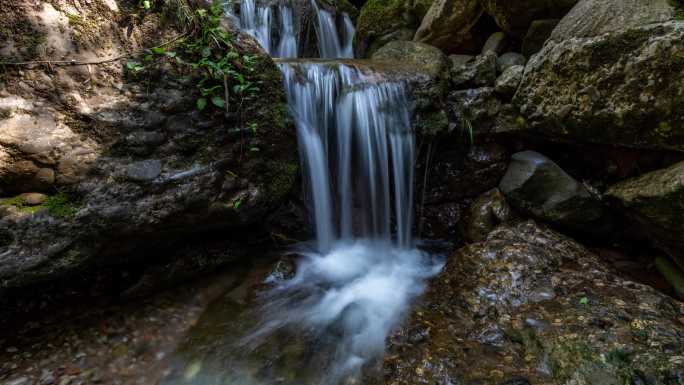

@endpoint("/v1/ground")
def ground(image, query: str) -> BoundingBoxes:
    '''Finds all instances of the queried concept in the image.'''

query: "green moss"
[671,0,684,19]
[0,195,43,214]
[1,193,79,218]
[44,193,79,219]
[264,162,298,204]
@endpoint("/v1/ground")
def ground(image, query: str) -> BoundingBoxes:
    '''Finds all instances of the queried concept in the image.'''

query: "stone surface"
[521,19,559,57]
[413,0,483,53]
[383,220,684,385]
[480,0,578,37]
[494,64,524,98]
[126,159,162,182]
[515,1,684,151]
[496,52,525,73]
[464,188,512,242]
[499,151,605,232]
[550,0,676,41]
[482,31,507,54]
[447,88,522,136]
[607,160,684,270]
[372,40,449,79]
[356,0,434,56]
[19,193,47,206]
[450,51,497,88]
[0,4,299,288]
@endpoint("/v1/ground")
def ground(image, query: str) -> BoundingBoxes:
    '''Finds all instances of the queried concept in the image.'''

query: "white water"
[220,2,442,384]
[226,0,354,58]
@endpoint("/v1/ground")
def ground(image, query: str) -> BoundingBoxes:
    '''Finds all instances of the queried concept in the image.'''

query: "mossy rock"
[356,0,434,56]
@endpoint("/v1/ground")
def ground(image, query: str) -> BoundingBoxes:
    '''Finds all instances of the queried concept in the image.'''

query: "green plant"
[182,2,261,115]
[44,193,78,219]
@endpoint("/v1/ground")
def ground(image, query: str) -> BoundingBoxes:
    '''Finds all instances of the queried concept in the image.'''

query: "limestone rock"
[19,193,48,206]
[413,0,483,53]
[515,1,684,151]
[494,64,524,98]
[499,151,606,232]
[607,160,684,270]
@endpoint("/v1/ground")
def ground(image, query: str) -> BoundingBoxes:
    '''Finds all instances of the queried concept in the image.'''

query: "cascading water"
[226,0,354,58]
[171,2,443,384]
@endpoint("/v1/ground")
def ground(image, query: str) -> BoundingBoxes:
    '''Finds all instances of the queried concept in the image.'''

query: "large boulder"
[355,0,434,57]
[479,0,578,37]
[515,0,684,152]
[384,221,684,385]
[607,160,684,271]
[372,40,450,79]
[499,151,606,233]
[413,0,483,54]
[550,0,676,40]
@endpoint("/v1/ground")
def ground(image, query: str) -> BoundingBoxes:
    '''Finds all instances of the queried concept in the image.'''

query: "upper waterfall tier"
[225,0,355,59]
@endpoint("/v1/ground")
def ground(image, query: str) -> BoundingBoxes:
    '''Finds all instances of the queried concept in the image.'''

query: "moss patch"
[1,193,79,218]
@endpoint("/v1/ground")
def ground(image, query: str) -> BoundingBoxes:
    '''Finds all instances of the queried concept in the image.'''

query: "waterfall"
[280,63,415,250]
[202,3,443,384]
[226,0,355,58]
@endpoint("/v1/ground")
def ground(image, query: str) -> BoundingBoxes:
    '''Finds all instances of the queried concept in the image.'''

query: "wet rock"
[413,0,483,53]
[607,160,684,270]
[372,40,449,79]
[496,52,525,73]
[424,143,509,203]
[384,221,684,385]
[499,151,606,233]
[480,0,577,37]
[126,159,162,182]
[494,65,524,98]
[521,19,559,57]
[464,188,512,242]
[448,87,511,135]
[515,0,684,151]
[450,51,497,88]
[482,31,507,54]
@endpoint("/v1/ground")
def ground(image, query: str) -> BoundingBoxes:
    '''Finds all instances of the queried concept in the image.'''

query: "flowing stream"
[163,2,443,384]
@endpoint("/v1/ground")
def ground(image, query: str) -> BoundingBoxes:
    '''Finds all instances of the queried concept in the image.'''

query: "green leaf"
[211,96,226,108]
[142,0,151,9]
[142,54,153,62]
[151,47,166,55]
[196,98,207,111]
[250,147,260,152]
[126,61,139,70]
[579,297,589,305]
[233,198,242,209]
[165,51,177,58]
[201,47,212,58]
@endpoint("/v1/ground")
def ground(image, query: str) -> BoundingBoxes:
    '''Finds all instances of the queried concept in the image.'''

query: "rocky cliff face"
[0,0,300,289]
